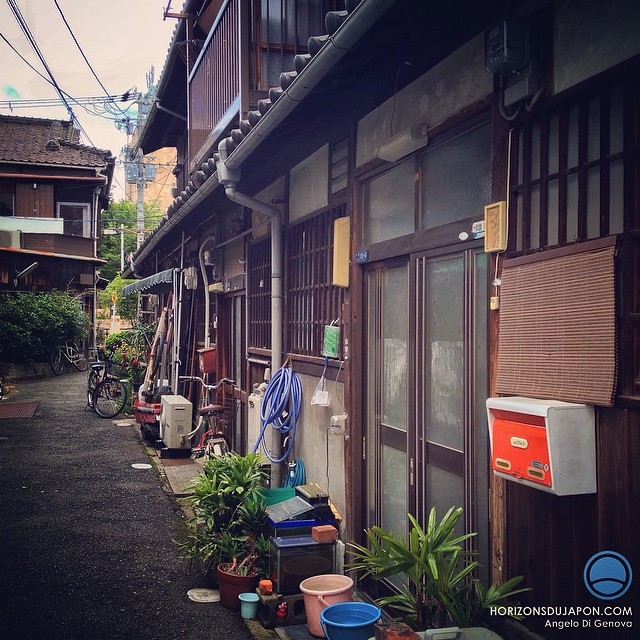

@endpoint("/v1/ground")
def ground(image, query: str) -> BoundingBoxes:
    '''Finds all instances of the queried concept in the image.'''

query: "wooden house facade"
[130,1,639,636]
[0,115,115,344]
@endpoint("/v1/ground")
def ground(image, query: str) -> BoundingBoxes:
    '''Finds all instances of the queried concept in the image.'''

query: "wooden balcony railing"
[188,0,240,170]
[187,0,341,172]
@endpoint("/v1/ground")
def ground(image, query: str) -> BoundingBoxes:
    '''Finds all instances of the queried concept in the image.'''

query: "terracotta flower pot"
[216,563,260,610]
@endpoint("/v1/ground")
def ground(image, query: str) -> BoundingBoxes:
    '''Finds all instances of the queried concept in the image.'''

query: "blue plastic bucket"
[320,602,381,640]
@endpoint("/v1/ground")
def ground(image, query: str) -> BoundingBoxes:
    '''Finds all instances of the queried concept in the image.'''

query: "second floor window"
[57,202,91,238]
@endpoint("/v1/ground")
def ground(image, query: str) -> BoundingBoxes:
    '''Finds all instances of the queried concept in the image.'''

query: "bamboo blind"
[496,239,617,406]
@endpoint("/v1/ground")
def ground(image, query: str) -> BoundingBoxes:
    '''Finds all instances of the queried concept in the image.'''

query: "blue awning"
[122,268,174,295]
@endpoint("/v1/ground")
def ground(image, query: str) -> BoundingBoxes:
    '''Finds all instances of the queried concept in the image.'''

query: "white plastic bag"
[311,376,329,406]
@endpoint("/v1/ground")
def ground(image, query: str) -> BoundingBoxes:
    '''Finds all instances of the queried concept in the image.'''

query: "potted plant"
[104,324,153,390]
[348,506,528,632]
[176,451,269,609]
[216,530,270,610]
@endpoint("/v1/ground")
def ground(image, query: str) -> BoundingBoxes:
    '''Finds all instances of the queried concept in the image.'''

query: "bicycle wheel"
[87,369,101,409]
[73,354,88,372]
[50,348,64,376]
[93,377,128,418]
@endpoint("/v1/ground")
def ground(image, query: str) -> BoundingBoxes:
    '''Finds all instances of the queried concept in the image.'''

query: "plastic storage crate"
[269,535,336,595]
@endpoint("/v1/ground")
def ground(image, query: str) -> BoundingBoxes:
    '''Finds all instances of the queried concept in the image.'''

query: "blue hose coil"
[253,365,302,464]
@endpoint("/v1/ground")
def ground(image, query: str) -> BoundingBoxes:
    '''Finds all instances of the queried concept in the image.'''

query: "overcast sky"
[0,0,177,200]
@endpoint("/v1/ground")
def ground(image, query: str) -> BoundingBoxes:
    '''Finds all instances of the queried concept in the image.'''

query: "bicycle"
[178,376,236,458]
[86,347,128,419]
[86,346,110,410]
[50,340,88,375]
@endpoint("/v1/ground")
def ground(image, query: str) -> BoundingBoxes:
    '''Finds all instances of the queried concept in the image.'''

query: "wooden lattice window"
[287,204,346,357]
[509,80,626,252]
[509,72,640,399]
[247,236,271,349]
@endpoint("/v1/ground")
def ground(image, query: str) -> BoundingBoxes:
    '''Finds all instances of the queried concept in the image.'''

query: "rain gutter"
[134,0,395,264]
[221,0,397,171]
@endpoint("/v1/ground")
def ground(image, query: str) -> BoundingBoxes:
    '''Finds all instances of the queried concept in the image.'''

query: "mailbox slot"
[486,397,596,496]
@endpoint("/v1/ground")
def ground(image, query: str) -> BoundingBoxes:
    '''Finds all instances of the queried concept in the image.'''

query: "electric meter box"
[486,396,596,496]
[160,395,193,450]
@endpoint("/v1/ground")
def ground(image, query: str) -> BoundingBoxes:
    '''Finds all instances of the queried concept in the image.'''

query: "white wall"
[0,216,64,233]
[357,34,492,167]
[289,145,329,222]
[292,371,347,524]
[554,0,640,95]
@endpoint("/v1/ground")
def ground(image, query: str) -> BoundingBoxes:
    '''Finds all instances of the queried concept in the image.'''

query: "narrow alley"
[0,371,260,640]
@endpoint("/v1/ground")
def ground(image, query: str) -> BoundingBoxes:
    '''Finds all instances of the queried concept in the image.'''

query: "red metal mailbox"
[486,396,596,496]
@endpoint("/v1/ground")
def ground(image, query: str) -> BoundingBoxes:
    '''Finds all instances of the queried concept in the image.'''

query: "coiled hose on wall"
[253,364,302,465]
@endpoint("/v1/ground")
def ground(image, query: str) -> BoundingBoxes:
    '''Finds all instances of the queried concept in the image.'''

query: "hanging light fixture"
[376,123,429,162]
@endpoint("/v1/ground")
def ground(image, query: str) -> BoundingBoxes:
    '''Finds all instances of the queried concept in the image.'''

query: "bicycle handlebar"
[178,376,235,391]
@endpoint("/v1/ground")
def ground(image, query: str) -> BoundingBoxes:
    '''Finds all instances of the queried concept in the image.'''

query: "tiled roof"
[0,114,114,168]
[129,0,369,268]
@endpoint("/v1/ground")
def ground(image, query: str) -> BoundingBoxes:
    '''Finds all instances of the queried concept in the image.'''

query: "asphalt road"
[0,370,256,640]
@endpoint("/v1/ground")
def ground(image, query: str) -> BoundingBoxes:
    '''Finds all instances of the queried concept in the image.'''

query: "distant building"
[0,114,114,346]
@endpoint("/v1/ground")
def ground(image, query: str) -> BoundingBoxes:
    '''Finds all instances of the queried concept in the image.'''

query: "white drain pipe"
[217,146,283,486]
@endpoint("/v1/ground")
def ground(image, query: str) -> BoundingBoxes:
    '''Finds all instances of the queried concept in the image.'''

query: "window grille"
[509,82,625,252]
[287,204,346,357]
[247,236,272,349]
[508,74,640,398]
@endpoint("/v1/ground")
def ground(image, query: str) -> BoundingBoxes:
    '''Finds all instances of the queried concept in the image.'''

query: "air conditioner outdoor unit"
[160,395,193,450]
[0,229,22,249]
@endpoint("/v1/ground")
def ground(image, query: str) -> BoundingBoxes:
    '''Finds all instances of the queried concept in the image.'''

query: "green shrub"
[0,291,88,363]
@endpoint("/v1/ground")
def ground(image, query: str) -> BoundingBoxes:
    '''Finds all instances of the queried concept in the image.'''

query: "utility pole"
[136,146,145,250]
[130,69,157,250]
[119,223,125,272]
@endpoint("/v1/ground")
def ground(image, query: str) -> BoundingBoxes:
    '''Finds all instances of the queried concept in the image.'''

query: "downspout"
[216,140,283,485]
[91,186,101,350]
[173,233,186,393]
[198,235,216,349]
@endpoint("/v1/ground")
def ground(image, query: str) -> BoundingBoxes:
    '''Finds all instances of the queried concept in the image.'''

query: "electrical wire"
[52,0,131,124]
[5,0,76,125]
[253,364,302,465]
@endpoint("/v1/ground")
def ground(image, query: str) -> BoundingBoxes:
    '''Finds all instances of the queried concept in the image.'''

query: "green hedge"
[0,291,88,364]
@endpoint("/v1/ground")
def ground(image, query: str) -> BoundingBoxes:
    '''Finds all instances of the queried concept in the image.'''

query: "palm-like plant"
[348,506,528,630]
[176,451,269,576]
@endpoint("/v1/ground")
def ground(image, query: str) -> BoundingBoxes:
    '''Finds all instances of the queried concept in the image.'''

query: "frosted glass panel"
[588,96,601,163]
[548,114,559,175]
[609,159,624,234]
[567,173,579,242]
[421,123,491,229]
[383,268,408,430]
[426,465,464,532]
[531,123,541,181]
[547,180,559,246]
[366,274,377,522]
[426,256,464,451]
[382,445,407,537]
[587,167,600,239]
[530,186,540,249]
[364,161,415,244]
[567,106,579,169]
[516,192,523,252]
